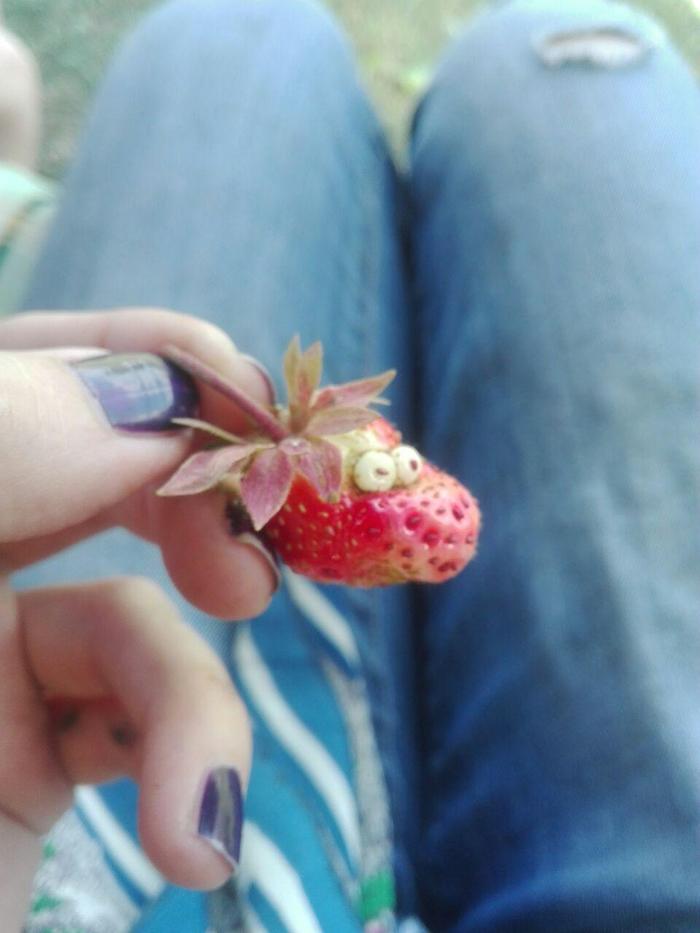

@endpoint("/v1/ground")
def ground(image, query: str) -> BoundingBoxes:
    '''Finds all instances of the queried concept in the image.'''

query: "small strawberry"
[159,338,480,587]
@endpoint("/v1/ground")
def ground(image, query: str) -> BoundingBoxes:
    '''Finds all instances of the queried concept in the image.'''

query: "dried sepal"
[291,437,342,501]
[163,344,288,442]
[159,339,398,525]
[306,405,379,437]
[311,370,395,413]
[297,342,323,409]
[284,336,323,432]
[240,447,295,530]
[283,335,302,403]
[171,417,246,444]
[278,436,341,499]
[157,443,265,496]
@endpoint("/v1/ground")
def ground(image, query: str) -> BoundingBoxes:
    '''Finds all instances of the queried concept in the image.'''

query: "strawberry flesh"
[264,463,480,587]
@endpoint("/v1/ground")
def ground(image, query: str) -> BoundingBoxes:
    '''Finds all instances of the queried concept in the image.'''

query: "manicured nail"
[72,352,199,431]
[197,767,243,870]
[238,353,277,403]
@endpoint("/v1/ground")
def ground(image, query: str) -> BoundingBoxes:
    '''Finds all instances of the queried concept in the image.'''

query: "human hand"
[0,308,276,926]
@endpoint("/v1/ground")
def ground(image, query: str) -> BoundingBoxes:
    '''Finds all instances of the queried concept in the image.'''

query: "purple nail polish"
[72,352,199,431]
[197,767,243,870]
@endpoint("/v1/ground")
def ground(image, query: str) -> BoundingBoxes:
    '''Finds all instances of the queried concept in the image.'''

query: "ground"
[4,0,700,178]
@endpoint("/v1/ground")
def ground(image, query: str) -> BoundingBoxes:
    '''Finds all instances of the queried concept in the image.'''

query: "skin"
[0,6,40,169]
[0,308,276,930]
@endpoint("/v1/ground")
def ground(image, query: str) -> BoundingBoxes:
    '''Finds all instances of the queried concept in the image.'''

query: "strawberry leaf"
[312,370,395,412]
[306,405,379,436]
[157,443,264,496]
[291,437,342,501]
[240,447,294,530]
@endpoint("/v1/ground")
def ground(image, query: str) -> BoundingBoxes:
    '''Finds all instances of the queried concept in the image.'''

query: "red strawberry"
[159,338,480,587]
[264,450,479,585]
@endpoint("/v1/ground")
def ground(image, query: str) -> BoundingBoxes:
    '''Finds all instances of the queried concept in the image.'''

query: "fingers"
[0,350,191,542]
[0,308,275,431]
[157,488,280,620]
[0,579,72,835]
[20,577,251,888]
[5,485,280,621]
[0,307,278,619]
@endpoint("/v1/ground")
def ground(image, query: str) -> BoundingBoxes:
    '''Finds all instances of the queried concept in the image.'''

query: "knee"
[412,0,690,175]
[115,0,358,102]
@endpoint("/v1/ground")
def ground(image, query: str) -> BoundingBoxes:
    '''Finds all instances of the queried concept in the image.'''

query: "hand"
[0,308,276,926]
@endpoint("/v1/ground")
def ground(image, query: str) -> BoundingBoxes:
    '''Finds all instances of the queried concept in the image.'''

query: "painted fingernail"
[238,353,277,403]
[72,352,199,431]
[197,766,243,870]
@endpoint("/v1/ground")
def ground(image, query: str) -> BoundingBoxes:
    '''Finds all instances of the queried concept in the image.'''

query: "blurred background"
[4,0,700,179]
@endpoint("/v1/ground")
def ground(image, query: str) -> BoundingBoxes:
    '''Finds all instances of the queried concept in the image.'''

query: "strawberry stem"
[163,344,289,441]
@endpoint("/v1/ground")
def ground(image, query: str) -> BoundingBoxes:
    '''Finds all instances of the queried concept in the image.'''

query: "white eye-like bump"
[353,450,397,492]
[392,445,423,486]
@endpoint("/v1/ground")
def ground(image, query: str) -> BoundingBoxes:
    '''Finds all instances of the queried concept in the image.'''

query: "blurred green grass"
[5,0,700,178]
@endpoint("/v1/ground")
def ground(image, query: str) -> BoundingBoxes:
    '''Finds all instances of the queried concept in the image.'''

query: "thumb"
[0,350,198,542]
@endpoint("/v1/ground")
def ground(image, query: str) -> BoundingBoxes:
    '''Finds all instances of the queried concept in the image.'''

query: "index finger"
[0,308,275,434]
[20,576,251,888]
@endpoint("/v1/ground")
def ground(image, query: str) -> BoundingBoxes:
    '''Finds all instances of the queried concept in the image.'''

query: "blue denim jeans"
[18,0,700,929]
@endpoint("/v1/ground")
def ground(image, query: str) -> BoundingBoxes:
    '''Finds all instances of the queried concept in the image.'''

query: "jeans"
[17,0,700,929]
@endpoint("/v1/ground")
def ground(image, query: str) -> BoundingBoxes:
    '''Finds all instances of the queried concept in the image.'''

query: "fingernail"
[238,353,277,403]
[72,352,199,431]
[41,346,109,363]
[197,766,243,870]
[225,502,281,592]
[237,532,282,592]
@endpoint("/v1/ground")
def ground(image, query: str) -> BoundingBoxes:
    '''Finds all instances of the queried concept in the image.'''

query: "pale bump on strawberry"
[158,338,481,587]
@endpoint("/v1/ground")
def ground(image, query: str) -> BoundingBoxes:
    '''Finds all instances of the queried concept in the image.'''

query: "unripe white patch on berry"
[392,445,422,486]
[353,450,397,492]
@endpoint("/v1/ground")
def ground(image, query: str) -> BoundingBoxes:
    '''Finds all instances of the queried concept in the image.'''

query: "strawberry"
[159,338,480,587]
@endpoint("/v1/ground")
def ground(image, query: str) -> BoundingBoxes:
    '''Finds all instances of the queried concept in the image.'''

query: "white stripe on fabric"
[233,629,361,865]
[75,786,165,900]
[240,822,323,933]
[244,906,267,933]
[283,569,360,668]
